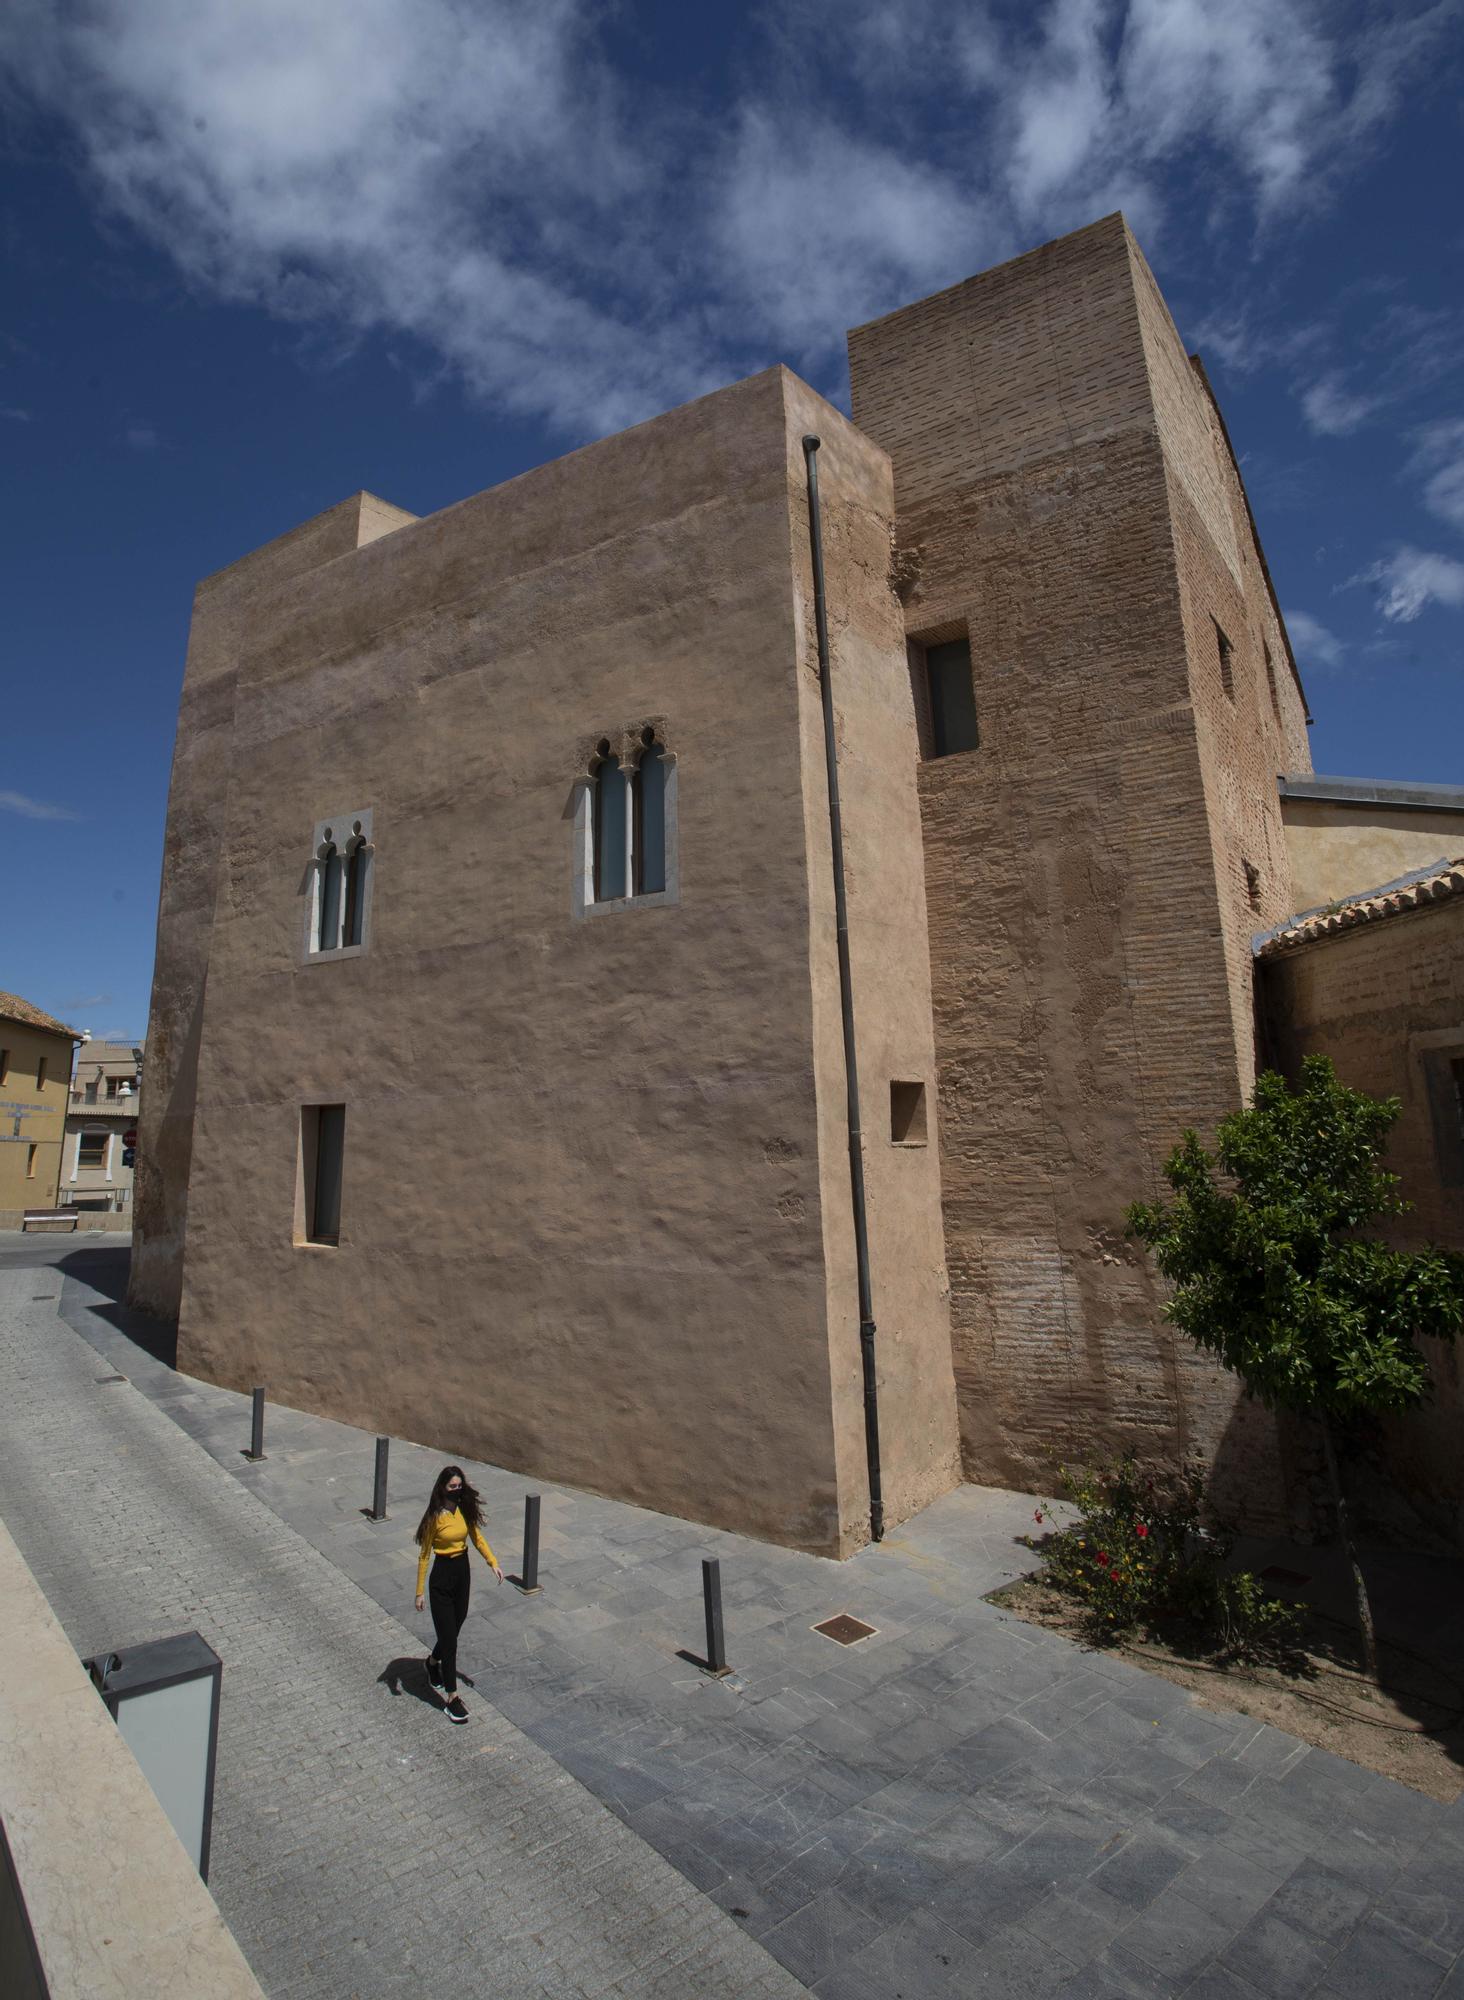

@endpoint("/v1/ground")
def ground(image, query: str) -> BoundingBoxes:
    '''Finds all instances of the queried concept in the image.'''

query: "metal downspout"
[801,435,885,1544]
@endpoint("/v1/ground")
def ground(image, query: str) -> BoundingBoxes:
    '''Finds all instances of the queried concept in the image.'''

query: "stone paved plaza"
[3,1235,1464,1998]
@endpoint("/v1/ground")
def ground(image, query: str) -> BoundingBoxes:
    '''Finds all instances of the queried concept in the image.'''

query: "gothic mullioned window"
[577,728,677,917]
[307,809,374,958]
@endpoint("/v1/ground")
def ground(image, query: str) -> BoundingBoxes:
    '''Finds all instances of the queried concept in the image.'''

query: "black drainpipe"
[802,435,885,1544]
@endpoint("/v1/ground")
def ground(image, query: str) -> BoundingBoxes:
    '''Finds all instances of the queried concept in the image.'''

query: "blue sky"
[2,0,1461,1042]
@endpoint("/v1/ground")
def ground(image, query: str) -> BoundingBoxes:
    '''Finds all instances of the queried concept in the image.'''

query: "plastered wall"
[1261,901,1464,1542]
[138,370,955,1554]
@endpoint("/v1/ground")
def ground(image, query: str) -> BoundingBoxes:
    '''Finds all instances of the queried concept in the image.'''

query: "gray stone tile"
[839,1906,985,1999]
[1184,1970,1274,2000]
[1085,1829,1194,1911]
[1114,1887,1235,1981]
[1221,1911,1341,1998]
[1166,1845,1288,1929]
[1266,1858,1375,1942]
[1021,1888,1129,1969]
[761,1890,883,1987]
[1051,1943,1181,1997]
[1311,1911,1453,2000]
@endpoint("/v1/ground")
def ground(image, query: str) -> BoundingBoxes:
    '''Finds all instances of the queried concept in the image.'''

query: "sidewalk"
[10,1237,1464,1999]
[0,1257,804,2000]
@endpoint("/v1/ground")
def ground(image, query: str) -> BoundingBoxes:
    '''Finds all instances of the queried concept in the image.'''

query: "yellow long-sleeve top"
[416,1507,497,1595]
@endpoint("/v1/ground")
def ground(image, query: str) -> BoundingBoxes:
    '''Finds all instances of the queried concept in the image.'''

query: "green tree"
[1126,1054,1464,1678]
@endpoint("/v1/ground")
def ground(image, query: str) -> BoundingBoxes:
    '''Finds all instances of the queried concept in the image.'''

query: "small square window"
[890,1080,928,1145]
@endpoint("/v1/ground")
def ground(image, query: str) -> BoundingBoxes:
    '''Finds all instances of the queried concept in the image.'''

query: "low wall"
[0,1518,265,2000]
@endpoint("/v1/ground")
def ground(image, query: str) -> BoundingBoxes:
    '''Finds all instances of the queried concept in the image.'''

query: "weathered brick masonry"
[848,216,1310,1516]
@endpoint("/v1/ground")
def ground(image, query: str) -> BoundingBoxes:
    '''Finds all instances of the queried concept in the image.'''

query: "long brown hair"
[415,1465,484,1549]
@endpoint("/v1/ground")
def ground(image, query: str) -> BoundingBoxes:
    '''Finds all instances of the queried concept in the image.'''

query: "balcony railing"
[70,1090,140,1115]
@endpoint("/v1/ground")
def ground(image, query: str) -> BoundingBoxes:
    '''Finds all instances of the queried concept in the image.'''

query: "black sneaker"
[444,1697,468,1725]
[426,1657,444,1692]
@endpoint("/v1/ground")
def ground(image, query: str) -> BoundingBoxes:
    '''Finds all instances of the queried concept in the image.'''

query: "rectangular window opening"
[37,1056,48,1090]
[27,1144,38,1179]
[1263,640,1281,722]
[301,1104,346,1246]
[78,1131,108,1170]
[0,1049,9,1085]
[890,1080,928,1145]
[918,637,979,758]
[1213,620,1235,701]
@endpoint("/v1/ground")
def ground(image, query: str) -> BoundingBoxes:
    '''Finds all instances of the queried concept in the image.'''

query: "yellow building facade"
[0,994,80,1225]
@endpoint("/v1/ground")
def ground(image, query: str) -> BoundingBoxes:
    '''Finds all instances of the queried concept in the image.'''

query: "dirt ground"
[989,1576,1464,1804]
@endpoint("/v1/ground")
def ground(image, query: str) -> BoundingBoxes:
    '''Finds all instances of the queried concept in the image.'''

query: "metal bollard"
[701,1558,730,1676]
[368,1436,389,1520]
[244,1387,265,1461]
[516,1493,542,1593]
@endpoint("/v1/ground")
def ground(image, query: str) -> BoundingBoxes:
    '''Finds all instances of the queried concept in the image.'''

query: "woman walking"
[414,1465,501,1724]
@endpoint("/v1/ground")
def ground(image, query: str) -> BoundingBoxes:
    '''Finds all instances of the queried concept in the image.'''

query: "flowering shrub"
[1028,1455,1300,1662]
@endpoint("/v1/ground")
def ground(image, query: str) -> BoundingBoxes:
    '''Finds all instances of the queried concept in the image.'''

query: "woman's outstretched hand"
[492,1561,503,1585]
[414,1593,424,1613]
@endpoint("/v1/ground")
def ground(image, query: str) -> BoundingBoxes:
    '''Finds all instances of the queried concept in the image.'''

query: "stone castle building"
[133,215,1464,1554]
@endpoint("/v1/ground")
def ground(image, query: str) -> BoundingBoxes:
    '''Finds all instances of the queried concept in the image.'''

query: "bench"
[22,1209,79,1232]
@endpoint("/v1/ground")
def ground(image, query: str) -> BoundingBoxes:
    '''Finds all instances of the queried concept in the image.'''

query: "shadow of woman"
[378,1657,477,1707]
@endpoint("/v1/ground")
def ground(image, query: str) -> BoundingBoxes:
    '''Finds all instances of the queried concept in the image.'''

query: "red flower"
[1096,1552,1109,1568]
[1136,1524,1149,1539]
[1034,1510,1044,1524]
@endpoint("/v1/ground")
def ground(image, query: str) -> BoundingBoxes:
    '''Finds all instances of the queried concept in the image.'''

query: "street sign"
[122,1128,138,1148]
[123,1149,136,1168]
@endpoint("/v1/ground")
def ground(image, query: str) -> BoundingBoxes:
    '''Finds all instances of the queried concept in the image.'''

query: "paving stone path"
[0,1261,804,2000]
[8,1237,1464,1999]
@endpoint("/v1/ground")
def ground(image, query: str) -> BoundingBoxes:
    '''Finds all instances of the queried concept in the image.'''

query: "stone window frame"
[304,808,376,963]
[571,726,680,922]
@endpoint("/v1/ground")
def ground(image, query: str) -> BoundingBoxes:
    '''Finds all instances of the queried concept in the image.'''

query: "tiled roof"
[1254,856,1464,961]
[0,991,80,1038]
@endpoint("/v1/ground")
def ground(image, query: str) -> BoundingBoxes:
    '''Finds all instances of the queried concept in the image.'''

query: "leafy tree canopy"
[1126,1055,1464,1420]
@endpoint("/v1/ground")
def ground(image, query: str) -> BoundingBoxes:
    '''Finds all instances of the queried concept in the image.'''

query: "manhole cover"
[813,1613,877,1646]
[1261,1565,1310,1587]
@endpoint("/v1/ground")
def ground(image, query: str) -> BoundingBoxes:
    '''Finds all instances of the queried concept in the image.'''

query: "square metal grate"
[813,1613,878,1646]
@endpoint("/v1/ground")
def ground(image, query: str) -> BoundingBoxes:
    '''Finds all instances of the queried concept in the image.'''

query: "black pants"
[428,1553,470,1695]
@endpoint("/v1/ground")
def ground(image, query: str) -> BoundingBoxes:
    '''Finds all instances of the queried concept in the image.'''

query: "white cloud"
[1,405,31,421]
[1299,375,1379,437]
[1411,419,1464,534]
[714,112,989,355]
[1356,547,1464,622]
[1282,609,1344,669]
[0,789,80,820]
[0,0,1452,434]
[126,421,159,451]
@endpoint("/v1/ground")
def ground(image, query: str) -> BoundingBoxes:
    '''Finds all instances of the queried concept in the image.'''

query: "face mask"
[446,1490,464,1506]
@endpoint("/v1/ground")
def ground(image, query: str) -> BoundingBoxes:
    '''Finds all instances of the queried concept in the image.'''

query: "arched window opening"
[318,840,343,952]
[632,733,667,895]
[593,751,629,902]
[342,823,368,947]
[307,809,374,956]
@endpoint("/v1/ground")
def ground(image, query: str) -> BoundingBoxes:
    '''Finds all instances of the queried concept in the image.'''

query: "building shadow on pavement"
[56,1246,178,1368]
